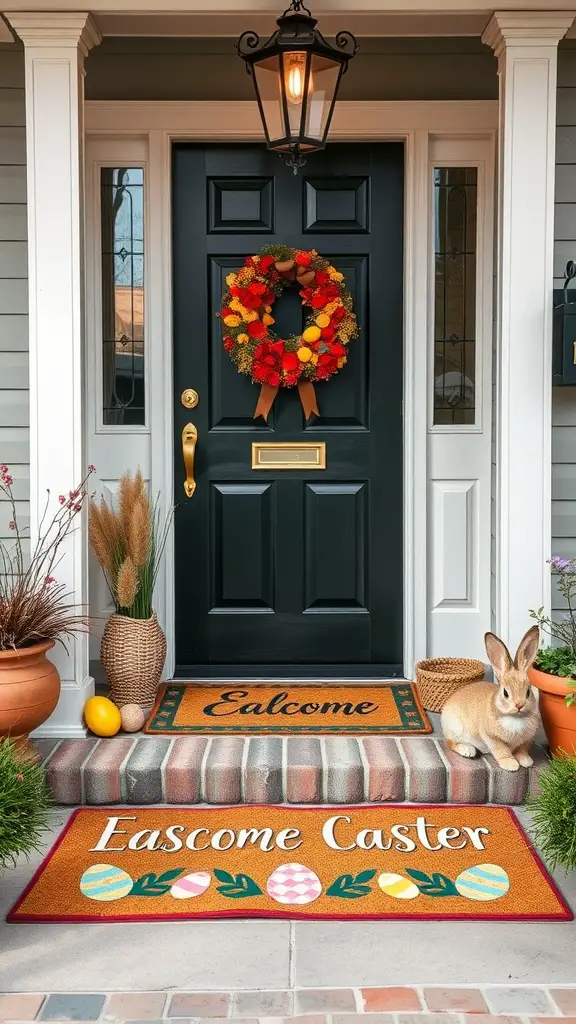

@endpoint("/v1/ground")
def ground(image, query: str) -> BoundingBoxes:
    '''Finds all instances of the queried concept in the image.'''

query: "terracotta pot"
[0,640,60,754]
[529,665,576,755]
[101,613,166,711]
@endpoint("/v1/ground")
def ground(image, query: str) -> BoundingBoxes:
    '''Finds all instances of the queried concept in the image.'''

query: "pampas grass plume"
[116,556,139,609]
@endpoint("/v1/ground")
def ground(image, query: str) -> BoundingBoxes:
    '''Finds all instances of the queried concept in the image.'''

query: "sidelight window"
[432,166,478,426]
[100,167,145,426]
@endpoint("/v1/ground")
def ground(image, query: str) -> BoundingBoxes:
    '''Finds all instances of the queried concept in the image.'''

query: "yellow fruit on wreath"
[302,325,321,343]
[84,696,122,737]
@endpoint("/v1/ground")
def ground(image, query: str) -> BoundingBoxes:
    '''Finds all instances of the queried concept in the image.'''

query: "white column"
[5,12,101,736]
[482,12,574,652]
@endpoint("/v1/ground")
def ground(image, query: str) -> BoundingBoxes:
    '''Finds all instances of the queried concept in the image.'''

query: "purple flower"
[548,556,573,571]
[8,521,15,531]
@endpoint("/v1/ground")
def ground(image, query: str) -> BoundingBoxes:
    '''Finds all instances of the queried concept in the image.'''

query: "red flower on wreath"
[247,320,268,340]
[253,339,285,387]
[282,351,300,373]
[316,352,339,379]
[310,283,341,309]
[224,336,234,351]
[259,255,276,272]
[295,251,312,267]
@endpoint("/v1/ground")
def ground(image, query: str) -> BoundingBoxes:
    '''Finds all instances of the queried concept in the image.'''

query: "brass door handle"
[182,423,198,498]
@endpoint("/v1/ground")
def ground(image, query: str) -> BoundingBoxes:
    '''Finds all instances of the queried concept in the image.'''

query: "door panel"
[172,142,404,676]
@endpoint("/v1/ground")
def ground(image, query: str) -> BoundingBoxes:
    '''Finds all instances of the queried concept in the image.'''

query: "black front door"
[172,143,404,677]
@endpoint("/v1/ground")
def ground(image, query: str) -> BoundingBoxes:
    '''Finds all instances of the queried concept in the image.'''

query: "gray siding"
[553,45,576,615]
[0,43,28,548]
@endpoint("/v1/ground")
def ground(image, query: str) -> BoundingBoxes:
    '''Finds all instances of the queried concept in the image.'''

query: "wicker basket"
[101,612,166,711]
[415,657,485,713]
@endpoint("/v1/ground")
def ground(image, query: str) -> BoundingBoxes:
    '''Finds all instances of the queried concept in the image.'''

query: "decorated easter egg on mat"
[84,696,122,737]
[120,703,146,733]
[80,864,133,901]
[455,863,510,901]
[266,863,322,905]
[170,871,211,900]
[377,872,420,900]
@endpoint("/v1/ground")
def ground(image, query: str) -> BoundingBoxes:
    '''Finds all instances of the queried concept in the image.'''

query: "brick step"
[33,736,548,806]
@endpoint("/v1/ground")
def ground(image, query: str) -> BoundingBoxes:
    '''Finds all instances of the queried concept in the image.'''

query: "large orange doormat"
[8,805,571,923]
[144,683,431,735]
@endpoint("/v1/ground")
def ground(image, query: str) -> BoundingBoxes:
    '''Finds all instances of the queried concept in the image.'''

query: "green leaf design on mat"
[326,870,376,899]
[405,868,459,897]
[214,869,236,885]
[215,871,263,898]
[131,869,185,896]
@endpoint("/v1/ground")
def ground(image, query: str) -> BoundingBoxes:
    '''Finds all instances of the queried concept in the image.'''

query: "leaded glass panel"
[433,166,477,426]
[101,167,145,426]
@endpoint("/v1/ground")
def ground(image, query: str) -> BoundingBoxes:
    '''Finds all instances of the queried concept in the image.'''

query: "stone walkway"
[34,737,548,806]
[3,985,576,1023]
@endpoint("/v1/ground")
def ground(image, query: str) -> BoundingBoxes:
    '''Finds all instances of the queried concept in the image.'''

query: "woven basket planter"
[415,657,485,713]
[101,613,166,711]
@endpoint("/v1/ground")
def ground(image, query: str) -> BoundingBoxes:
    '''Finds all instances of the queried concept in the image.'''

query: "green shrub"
[0,738,51,870]
[528,753,576,871]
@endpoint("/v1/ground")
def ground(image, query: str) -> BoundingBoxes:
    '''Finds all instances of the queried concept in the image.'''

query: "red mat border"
[7,804,573,923]
[144,682,433,735]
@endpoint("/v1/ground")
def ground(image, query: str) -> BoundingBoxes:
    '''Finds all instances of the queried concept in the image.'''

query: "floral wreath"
[219,245,358,421]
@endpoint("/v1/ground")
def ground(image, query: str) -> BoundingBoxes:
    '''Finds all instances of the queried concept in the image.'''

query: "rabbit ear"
[514,624,540,673]
[485,632,512,677]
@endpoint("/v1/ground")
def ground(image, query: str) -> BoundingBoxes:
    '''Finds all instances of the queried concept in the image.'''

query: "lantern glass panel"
[281,51,309,138]
[304,54,341,142]
[253,54,284,145]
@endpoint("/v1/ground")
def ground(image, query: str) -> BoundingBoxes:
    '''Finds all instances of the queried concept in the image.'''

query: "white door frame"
[84,99,498,678]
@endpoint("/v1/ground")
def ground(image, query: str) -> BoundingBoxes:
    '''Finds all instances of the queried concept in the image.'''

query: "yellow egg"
[377,872,420,900]
[315,313,331,328]
[302,325,321,343]
[84,696,122,737]
[297,346,313,363]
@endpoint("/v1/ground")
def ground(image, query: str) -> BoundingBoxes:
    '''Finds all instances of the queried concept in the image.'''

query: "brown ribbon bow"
[253,259,319,423]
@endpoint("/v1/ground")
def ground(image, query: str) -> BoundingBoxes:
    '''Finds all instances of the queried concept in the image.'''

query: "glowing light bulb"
[285,53,310,105]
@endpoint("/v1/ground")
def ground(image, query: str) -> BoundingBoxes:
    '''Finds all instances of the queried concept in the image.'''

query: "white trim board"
[84,99,498,677]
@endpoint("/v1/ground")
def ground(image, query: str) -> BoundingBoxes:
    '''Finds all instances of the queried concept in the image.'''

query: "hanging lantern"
[237,0,358,173]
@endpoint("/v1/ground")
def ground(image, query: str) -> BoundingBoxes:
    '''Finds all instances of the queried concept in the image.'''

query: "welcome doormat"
[144,683,431,735]
[8,805,571,923]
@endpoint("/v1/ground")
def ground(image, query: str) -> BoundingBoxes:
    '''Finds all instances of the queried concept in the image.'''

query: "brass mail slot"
[252,442,326,470]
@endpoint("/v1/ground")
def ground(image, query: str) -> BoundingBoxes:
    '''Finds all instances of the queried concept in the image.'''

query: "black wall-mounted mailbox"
[554,261,576,385]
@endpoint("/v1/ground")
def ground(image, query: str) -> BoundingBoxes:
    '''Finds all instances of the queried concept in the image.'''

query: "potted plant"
[89,469,173,711]
[528,752,576,870]
[0,464,91,753]
[0,737,51,869]
[530,556,576,755]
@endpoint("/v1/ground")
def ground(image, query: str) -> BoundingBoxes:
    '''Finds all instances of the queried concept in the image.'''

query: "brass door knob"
[182,423,198,498]
[181,388,199,409]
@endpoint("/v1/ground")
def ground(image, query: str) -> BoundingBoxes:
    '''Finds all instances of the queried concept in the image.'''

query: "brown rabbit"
[441,625,541,772]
